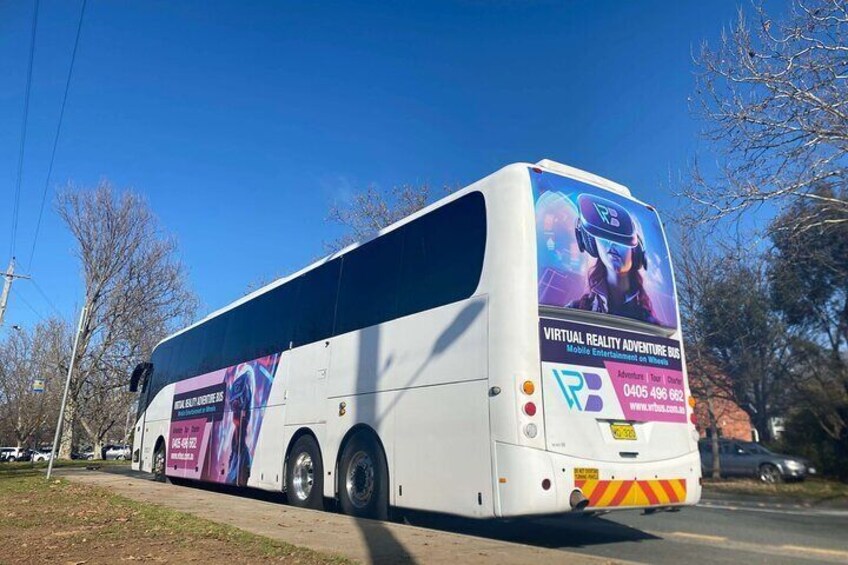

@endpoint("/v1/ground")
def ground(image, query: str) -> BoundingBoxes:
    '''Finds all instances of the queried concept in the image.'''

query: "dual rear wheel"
[285,430,388,520]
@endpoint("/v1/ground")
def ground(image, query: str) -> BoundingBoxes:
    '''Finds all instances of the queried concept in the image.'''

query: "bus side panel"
[248,351,292,491]
[324,296,489,515]
[138,384,175,473]
[393,379,494,517]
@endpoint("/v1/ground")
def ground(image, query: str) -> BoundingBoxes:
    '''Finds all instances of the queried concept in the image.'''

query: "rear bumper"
[493,442,702,517]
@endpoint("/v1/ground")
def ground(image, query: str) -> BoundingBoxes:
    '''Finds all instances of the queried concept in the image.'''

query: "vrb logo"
[552,369,603,412]
[593,203,620,228]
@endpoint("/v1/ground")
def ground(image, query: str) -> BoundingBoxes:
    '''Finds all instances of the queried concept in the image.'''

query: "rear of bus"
[493,162,701,516]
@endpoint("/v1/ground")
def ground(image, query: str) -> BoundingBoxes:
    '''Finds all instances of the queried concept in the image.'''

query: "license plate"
[610,423,637,440]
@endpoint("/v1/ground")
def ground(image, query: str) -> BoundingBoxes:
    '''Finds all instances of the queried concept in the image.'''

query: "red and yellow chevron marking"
[575,478,687,508]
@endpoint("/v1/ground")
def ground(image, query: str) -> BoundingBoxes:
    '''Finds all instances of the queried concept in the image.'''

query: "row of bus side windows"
[145,192,486,404]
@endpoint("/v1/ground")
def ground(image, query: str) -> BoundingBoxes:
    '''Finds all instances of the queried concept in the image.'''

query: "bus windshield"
[531,171,678,331]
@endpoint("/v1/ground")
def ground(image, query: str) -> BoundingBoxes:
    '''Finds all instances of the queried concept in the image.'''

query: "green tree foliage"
[779,409,848,480]
[769,187,848,462]
[697,257,790,442]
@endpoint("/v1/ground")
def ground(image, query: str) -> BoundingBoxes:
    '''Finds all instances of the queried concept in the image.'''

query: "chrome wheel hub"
[345,451,374,509]
[292,452,314,501]
[153,450,165,476]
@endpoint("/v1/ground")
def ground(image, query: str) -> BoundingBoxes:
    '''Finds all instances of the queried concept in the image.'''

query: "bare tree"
[325,183,453,252]
[674,228,734,478]
[0,319,68,449]
[55,181,196,459]
[686,0,847,228]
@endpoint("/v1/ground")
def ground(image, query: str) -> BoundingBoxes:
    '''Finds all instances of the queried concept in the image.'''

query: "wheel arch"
[154,435,166,455]
[284,427,322,476]
[333,423,388,498]
[759,461,783,481]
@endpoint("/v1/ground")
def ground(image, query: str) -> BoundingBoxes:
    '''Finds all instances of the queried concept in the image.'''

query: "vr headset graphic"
[574,193,647,271]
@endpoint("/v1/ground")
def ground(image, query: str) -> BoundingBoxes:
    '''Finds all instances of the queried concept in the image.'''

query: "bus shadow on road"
[399,509,661,549]
[101,466,656,555]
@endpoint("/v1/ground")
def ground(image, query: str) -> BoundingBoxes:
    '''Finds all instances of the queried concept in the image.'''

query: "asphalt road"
[97,466,848,564]
[405,498,848,564]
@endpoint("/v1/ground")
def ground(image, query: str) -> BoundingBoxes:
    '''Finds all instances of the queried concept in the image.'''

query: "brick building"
[694,395,754,441]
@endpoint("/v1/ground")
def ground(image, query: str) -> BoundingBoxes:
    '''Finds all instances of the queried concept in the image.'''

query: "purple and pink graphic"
[541,318,687,423]
[167,353,280,485]
[531,168,679,330]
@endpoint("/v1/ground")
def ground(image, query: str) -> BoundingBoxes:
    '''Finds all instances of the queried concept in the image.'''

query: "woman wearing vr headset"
[568,194,658,325]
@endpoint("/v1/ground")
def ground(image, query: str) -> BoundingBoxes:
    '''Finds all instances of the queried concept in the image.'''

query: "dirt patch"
[0,469,348,565]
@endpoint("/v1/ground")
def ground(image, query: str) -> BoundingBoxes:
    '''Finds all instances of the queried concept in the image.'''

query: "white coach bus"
[130,159,701,519]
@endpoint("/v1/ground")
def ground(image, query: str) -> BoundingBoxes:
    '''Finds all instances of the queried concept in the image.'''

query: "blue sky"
[0,0,787,330]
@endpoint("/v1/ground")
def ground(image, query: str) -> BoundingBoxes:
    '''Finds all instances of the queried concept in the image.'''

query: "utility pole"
[46,303,87,480]
[0,257,31,327]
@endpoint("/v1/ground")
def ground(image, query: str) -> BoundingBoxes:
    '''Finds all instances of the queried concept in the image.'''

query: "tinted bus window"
[398,192,486,317]
[293,259,341,346]
[223,300,261,368]
[173,326,202,382]
[251,279,299,357]
[335,229,403,336]
[198,315,228,374]
[142,340,172,416]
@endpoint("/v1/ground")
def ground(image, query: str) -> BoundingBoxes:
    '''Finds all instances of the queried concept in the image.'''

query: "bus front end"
[492,163,701,517]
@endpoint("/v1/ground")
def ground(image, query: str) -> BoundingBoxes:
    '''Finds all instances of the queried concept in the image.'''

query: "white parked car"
[104,445,131,460]
[0,447,25,462]
[32,450,54,462]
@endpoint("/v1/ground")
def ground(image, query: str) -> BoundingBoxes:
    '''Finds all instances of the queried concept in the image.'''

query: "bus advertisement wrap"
[540,318,686,423]
[167,353,281,485]
[531,169,679,330]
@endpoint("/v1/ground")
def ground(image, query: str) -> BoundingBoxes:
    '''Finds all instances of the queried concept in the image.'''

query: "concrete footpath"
[57,468,633,565]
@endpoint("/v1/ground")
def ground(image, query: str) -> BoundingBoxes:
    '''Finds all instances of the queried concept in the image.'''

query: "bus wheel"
[338,431,388,520]
[153,441,167,483]
[286,435,324,510]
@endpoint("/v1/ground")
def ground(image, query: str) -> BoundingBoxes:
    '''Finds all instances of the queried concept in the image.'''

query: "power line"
[10,286,47,324]
[9,0,40,260]
[27,0,88,271]
[30,278,63,318]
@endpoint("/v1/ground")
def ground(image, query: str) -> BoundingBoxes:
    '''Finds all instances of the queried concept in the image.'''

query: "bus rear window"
[531,169,678,330]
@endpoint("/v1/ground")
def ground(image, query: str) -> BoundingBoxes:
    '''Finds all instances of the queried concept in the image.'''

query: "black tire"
[285,435,324,510]
[338,430,389,520]
[152,440,168,483]
[759,463,782,484]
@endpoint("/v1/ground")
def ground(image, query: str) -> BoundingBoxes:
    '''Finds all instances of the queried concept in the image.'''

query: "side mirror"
[129,362,152,393]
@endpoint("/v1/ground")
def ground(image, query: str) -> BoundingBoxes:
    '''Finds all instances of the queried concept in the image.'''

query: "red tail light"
[524,402,537,416]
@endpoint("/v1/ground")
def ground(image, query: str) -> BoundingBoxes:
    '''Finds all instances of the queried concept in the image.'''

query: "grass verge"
[701,477,848,503]
[1,458,131,472]
[0,467,350,564]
